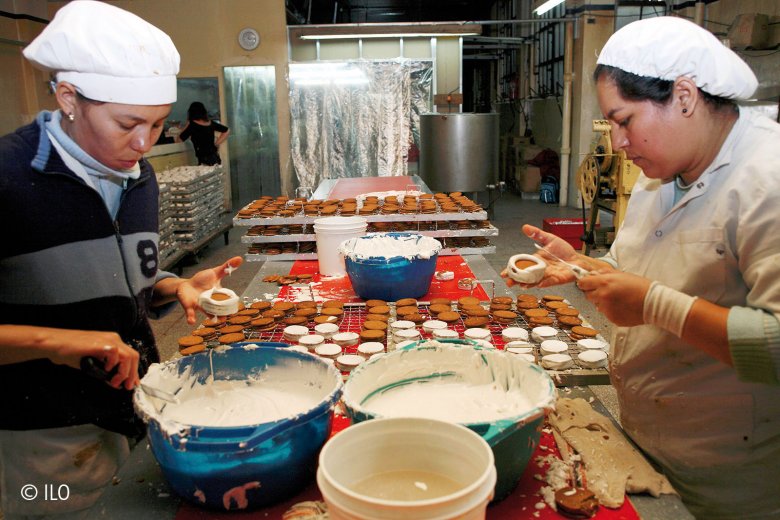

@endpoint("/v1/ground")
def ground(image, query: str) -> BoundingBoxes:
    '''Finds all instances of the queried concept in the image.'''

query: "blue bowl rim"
[138,345,343,451]
[342,339,556,429]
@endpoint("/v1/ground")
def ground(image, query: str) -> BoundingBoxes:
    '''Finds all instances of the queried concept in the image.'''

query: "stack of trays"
[157,165,226,246]
[157,182,177,264]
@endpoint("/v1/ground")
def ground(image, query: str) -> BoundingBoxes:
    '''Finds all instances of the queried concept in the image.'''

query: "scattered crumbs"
[158,492,170,498]
[535,501,546,510]
[533,511,540,518]
[534,474,544,481]
[414,481,428,491]
[542,427,552,434]
[539,445,548,451]
[539,485,557,510]
[111,476,121,486]
[588,396,595,403]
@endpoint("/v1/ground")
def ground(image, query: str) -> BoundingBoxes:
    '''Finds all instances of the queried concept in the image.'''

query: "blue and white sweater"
[0,112,166,437]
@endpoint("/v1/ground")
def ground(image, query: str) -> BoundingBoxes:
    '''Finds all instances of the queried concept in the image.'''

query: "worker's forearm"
[151,277,187,307]
[0,325,63,365]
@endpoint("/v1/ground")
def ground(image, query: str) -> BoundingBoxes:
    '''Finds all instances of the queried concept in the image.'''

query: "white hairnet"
[597,16,757,100]
[23,0,180,105]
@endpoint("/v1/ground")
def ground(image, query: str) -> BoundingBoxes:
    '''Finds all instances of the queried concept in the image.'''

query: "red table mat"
[277,256,489,303]
[326,176,422,199]
[175,414,640,520]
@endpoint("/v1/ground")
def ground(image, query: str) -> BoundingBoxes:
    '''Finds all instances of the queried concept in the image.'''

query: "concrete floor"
[150,190,615,362]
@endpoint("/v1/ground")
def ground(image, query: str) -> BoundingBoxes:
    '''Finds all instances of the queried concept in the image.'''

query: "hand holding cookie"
[175,256,243,324]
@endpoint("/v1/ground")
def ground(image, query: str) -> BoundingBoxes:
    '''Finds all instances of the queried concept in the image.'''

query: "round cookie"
[218,332,246,344]
[180,343,206,356]
[437,311,461,323]
[178,335,204,349]
[463,316,490,328]
[558,315,583,328]
[570,326,598,340]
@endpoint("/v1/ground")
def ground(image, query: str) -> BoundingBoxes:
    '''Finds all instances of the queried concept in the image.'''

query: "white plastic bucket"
[314,216,368,276]
[317,417,496,520]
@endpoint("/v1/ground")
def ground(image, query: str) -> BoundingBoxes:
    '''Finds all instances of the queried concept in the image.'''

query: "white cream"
[361,381,536,423]
[577,349,608,368]
[314,323,339,338]
[343,342,556,425]
[577,338,608,350]
[432,329,459,340]
[531,326,558,343]
[390,320,416,331]
[541,353,574,370]
[506,346,533,355]
[339,233,441,261]
[422,320,447,333]
[540,340,568,356]
[152,379,322,428]
[357,342,385,357]
[332,332,359,346]
[502,327,529,342]
[464,328,491,341]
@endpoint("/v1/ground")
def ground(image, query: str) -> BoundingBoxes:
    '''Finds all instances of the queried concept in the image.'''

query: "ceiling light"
[534,0,565,16]
[300,32,479,40]
[290,23,482,41]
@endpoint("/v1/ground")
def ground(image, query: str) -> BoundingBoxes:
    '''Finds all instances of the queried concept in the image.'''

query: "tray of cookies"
[178,293,609,386]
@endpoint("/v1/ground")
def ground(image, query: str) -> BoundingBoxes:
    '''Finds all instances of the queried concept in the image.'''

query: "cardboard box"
[515,165,541,193]
[543,218,586,250]
[727,13,770,49]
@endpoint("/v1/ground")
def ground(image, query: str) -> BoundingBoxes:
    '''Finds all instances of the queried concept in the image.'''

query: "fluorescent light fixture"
[300,32,479,40]
[289,63,369,87]
[534,0,565,15]
[290,23,482,41]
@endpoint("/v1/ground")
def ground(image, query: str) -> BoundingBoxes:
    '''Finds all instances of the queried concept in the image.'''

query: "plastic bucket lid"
[314,216,368,229]
[317,417,496,519]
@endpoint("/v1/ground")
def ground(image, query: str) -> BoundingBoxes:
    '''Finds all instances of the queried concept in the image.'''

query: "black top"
[179,120,228,165]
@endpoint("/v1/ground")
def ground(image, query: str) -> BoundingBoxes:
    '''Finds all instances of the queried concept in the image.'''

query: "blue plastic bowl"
[134,345,343,510]
[341,340,556,502]
[340,233,441,301]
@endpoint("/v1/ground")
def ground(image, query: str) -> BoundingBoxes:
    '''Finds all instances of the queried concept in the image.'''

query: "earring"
[67,113,75,122]
[682,108,688,114]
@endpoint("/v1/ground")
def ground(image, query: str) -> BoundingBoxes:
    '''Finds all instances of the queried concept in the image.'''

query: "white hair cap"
[597,16,757,100]
[23,0,180,105]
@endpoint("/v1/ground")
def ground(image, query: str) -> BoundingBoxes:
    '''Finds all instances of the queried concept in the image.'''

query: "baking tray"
[192,301,609,387]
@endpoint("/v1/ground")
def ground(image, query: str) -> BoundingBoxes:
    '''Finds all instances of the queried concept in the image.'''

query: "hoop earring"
[682,108,688,114]
[67,113,75,122]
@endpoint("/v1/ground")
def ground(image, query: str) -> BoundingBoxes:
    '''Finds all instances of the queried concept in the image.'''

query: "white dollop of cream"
[339,233,442,261]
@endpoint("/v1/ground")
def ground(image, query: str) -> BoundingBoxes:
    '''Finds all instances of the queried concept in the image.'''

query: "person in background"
[177,101,230,166]
[506,16,780,519]
[0,2,241,517]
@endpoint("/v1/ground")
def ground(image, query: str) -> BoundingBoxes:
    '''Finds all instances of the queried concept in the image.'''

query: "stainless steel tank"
[419,113,499,192]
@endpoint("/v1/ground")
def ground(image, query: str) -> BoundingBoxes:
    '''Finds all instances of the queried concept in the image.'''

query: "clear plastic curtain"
[289,60,432,191]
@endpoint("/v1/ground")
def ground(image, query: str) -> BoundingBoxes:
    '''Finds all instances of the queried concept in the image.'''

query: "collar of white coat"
[674,106,746,202]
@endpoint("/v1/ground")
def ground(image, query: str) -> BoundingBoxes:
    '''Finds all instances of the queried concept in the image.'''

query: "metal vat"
[419,113,499,192]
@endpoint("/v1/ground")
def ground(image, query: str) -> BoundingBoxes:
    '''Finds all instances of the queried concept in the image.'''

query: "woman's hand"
[576,270,652,326]
[175,256,243,324]
[50,329,140,390]
[500,224,582,288]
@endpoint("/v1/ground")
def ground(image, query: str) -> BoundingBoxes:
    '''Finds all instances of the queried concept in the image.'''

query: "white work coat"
[607,108,780,519]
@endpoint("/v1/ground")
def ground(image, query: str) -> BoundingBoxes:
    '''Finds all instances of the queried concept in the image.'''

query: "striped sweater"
[0,113,162,437]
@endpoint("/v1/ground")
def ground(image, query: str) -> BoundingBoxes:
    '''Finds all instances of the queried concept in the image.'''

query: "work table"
[89,256,693,520]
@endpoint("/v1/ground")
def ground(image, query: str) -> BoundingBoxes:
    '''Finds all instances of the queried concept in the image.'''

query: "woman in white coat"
[515,17,780,519]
